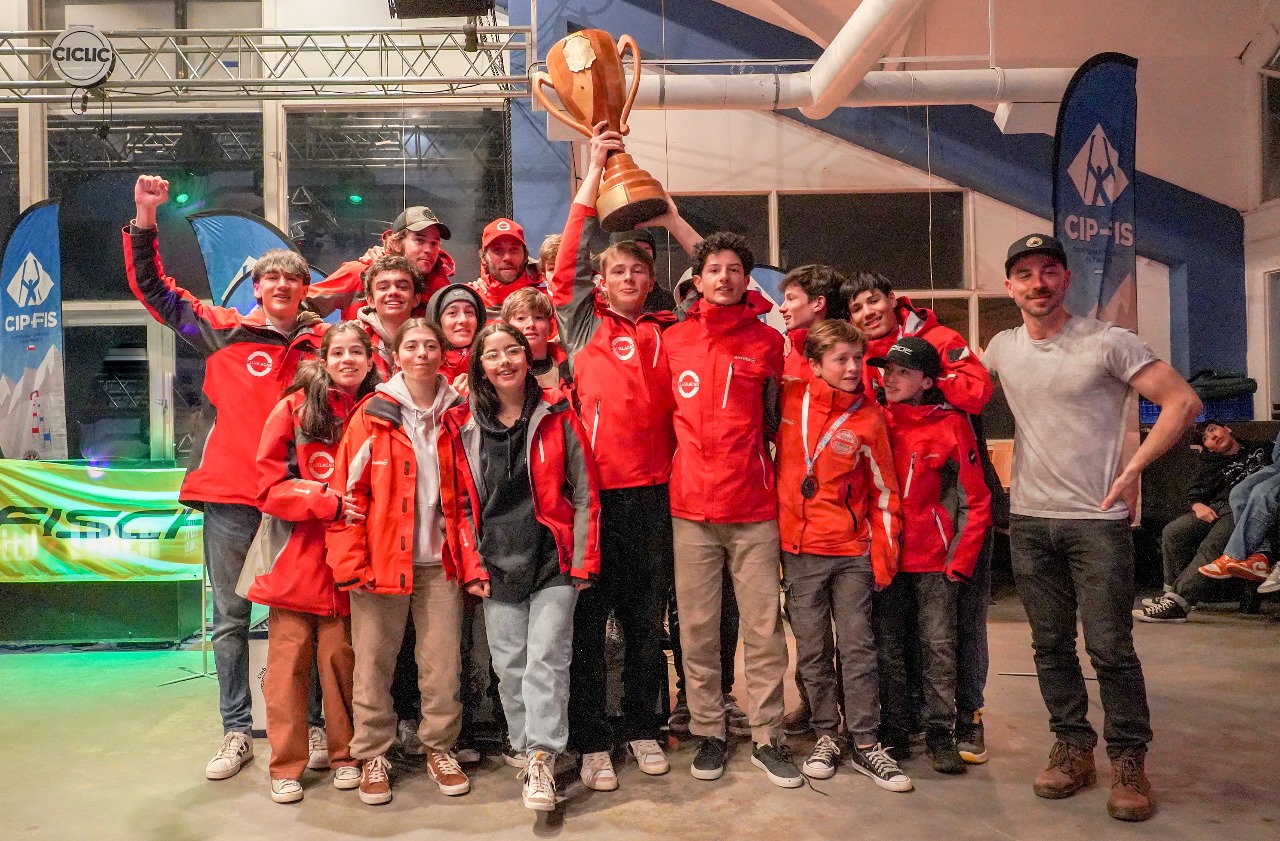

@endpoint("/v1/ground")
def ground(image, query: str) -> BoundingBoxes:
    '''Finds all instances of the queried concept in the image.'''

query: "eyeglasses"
[480,346,526,363]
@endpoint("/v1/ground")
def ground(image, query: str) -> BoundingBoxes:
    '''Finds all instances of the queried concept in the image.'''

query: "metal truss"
[0,26,529,104]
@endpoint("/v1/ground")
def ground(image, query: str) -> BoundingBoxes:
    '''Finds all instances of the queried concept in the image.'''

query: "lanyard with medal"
[800,385,862,500]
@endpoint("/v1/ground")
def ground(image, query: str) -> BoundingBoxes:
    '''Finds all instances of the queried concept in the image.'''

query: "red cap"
[481,218,526,250]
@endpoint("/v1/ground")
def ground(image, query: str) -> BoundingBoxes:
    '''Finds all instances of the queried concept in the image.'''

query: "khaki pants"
[672,518,787,744]
[349,565,463,759]
[263,608,356,779]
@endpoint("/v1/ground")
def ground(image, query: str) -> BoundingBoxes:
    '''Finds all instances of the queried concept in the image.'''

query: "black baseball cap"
[1005,233,1067,276]
[392,206,451,240]
[609,228,656,251]
[867,336,941,379]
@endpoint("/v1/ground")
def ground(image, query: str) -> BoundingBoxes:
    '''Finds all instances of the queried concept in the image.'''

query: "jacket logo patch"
[677,370,700,398]
[612,336,636,361]
[968,448,978,465]
[832,429,859,456]
[308,450,335,480]
[245,350,274,377]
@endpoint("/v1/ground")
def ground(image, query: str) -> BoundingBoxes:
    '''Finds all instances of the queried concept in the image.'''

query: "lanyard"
[800,386,861,477]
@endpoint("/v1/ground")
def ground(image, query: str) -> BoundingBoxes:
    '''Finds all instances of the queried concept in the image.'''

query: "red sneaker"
[1224,553,1271,582]
[1198,555,1235,579]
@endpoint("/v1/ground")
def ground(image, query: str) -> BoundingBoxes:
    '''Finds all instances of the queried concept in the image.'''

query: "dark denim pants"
[203,501,262,735]
[955,530,992,719]
[1009,515,1153,757]
[873,570,959,735]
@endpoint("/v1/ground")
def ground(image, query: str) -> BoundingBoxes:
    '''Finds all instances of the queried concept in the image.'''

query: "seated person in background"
[309,206,455,320]
[1199,431,1280,590]
[500,288,569,392]
[1135,420,1272,623]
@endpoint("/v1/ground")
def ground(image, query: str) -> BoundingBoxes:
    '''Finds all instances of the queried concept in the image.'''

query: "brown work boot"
[1032,740,1096,799]
[1107,749,1154,821]
[426,748,471,796]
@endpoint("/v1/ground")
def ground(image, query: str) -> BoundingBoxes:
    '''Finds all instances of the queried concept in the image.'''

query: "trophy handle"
[616,34,642,136]
[532,71,593,139]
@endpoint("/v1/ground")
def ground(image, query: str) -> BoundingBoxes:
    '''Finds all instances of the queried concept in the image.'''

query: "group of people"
[123,123,1207,823]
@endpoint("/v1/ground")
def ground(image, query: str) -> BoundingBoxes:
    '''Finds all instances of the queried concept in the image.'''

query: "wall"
[1245,200,1280,418]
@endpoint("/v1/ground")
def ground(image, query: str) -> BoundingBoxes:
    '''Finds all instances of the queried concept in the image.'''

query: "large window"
[0,110,17,243]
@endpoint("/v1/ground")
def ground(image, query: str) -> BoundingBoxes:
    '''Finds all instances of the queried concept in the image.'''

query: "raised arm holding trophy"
[533,29,668,232]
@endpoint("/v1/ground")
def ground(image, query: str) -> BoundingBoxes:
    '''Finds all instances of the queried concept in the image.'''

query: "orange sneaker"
[1197,555,1235,579]
[1224,553,1271,582]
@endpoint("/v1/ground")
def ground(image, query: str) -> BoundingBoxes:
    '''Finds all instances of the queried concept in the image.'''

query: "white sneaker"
[307,725,329,770]
[627,739,670,775]
[1260,563,1280,594]
[397,719,427,756]
[206,732,253,780]
[521,751,558,811]
[579,750,618,791]
[270,778,303,803]
[332,765,361,790]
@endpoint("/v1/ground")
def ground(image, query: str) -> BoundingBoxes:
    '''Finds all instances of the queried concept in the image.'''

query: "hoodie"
[356,306,399,380]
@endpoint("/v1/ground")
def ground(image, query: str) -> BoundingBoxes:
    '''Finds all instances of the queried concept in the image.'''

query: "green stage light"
[348,193,364,205]
[174,192,191,205]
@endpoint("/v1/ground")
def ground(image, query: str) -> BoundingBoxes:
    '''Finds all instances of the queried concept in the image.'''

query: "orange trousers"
[263,607,356,779]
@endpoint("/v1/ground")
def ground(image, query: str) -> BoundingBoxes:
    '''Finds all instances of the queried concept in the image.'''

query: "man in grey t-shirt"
[982,234,1200,823]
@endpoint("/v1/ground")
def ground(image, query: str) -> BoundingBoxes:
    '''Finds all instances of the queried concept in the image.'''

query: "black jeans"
[1009,515,1153,757]
[955,530,993,719]
[569,485,675,752]
[874,571,959,735]
[1160,508,1233,588]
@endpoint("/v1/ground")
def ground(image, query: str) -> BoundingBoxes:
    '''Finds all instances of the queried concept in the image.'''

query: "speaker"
[387,0,494,18]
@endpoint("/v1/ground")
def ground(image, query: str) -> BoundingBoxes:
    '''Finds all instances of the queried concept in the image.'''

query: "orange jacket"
[777,376,902,589]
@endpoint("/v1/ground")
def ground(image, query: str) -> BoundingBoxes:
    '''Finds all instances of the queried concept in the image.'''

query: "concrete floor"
[2,590,1278,841]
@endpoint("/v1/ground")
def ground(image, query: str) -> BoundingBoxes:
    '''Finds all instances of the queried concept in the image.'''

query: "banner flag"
[1053,53,1138,328]
[188,209,303,313]
[0,461,202,582]
[0,201,68,460]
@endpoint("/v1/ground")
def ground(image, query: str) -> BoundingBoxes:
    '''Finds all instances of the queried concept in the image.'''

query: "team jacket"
[437,389,602,587]
[306,250,456,321]
[777,377,901,588]
[324,380,463,594]
[783,327,812,381]
[550,202,677,489]
[248,389,353,616]
[863,296,993,415]
[665,291,784,523]
[469,268,546,311]
[883,401,992,581]
[123,226,326,507]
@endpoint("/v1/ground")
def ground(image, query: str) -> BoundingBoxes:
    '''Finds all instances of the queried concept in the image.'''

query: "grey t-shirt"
[983,316,1157,520]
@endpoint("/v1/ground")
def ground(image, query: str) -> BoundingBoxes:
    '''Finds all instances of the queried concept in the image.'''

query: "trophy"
[533,29,668,233]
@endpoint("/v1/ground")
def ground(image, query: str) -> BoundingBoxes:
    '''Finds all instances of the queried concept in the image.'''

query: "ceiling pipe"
[802,0,931,119]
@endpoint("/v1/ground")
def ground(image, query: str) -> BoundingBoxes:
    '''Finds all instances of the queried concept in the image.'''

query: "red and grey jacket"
[664,291,784,523]
[123,226,326,508]
[550,202,677,489]
[863,296,992,415]
[469,268,546,312]
[306,250,456,321]
[247,389,354,616]
[437,389,602,587]
[325,380,463,594]
[776,377,901,589]
[883,401,992,581]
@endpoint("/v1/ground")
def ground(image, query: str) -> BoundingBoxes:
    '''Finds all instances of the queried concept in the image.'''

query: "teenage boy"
[778,264,848,381]
[310,205,454,320]
[777,320,910,792]
[665,226,799,788]
[124,174,326,780]
[871,337,992,774]
[355,255,426,379]
[550,125,679,790]
[501,288,569,391]
[844,269,997,763]
[470,218,545,311]
[984,233,1200,821]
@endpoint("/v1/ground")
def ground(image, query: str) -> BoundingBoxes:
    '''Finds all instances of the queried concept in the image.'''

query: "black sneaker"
[782,704,813,737]
[691,737,728,780]
[500,738,528,769]
[801,734,841,779]
[879,726,912,762]
[849,743,913,792]
[751,741,803,788]
[955,711,988,764]
[926,729,966,775]
[1132,595,1189,623]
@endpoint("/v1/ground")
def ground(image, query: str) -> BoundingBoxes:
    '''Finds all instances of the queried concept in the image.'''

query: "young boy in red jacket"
[870,337,992,774]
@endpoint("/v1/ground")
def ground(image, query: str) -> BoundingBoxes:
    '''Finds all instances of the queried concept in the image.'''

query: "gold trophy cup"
[533,30,668,233]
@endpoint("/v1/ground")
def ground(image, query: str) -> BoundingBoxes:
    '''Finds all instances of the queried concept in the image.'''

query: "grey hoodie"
[375,372,461,566]
[356,305,397,372]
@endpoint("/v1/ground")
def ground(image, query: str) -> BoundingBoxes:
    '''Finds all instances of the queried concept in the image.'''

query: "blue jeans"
[203,502,262,735]
[484,584,578,756]
[1225,465,1280,560]
[1009,515,1152,758]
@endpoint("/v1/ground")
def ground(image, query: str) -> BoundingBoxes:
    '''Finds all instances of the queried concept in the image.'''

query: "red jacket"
[307,250,456,321]
[550,203,677,489]
[437,390,602,586]
[124,226,326,507]
[864,297,992,415]
[325,381,464,594]
[883,401,992,580]
[248,389,353,616]
[777,377,901,588]
[665,292,784,523]
[469,268,546,311]
[783,327,813,381]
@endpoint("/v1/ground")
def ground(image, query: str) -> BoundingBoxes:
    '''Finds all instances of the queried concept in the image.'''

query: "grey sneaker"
[396,719,427,756]
[782,703,813,737]
[724,694,751,737]
[849,743,913,792]
[751,740,803,788]
[955,710,988,764]
[668,696,691,733]
[691,736,728,780]
[1260,562,1280,594]
[307,725,329,770]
